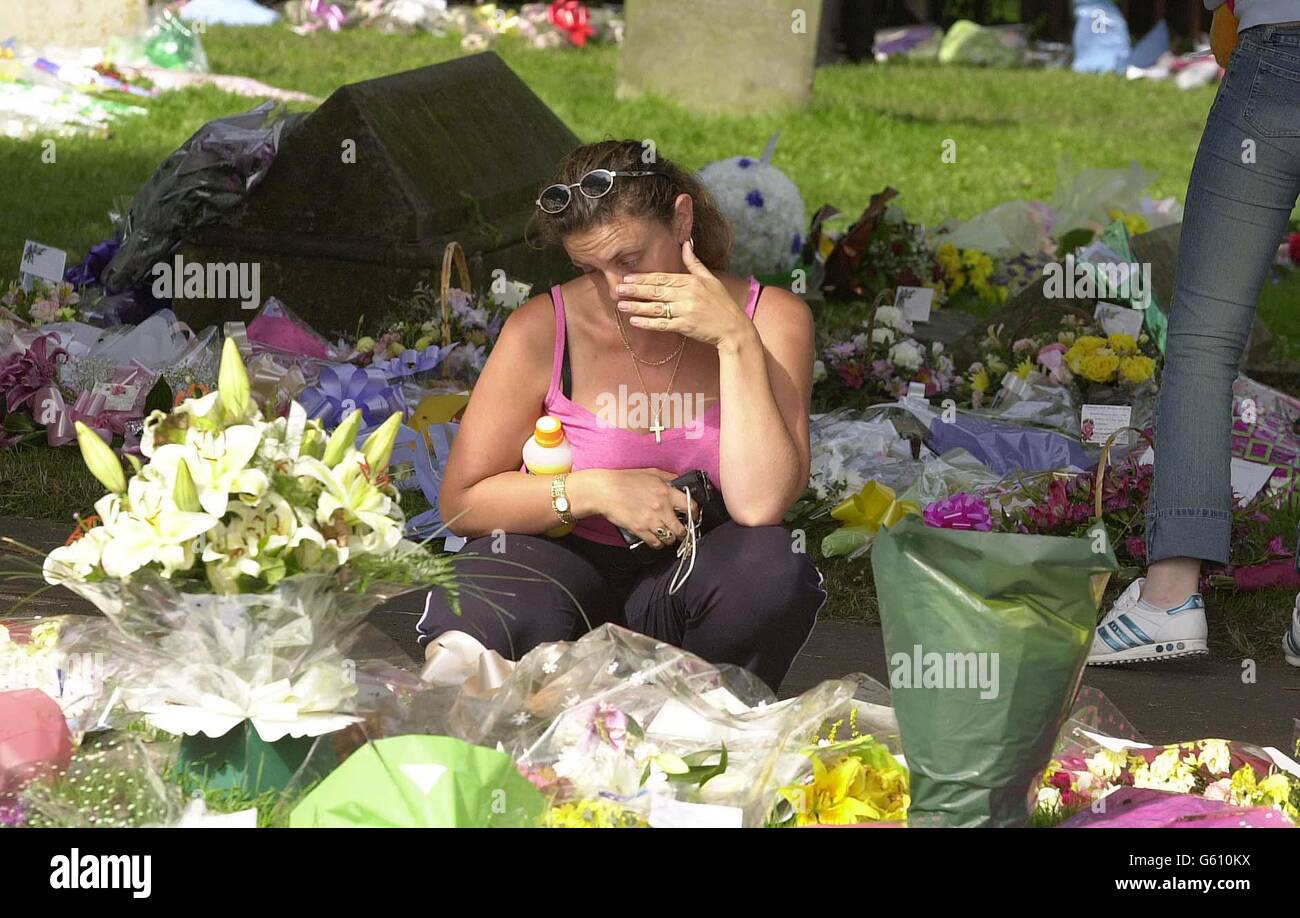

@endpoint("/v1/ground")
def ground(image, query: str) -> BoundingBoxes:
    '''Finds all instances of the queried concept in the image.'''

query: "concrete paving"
[6,516,1298,750]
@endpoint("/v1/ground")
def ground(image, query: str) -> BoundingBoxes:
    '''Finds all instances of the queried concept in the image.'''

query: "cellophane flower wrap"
[402,623,866,827]
[41,338,457,742]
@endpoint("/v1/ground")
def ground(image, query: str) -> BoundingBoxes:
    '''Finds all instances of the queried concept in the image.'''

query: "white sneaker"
[1284,595,1300,668]
[1087,578,1208,665]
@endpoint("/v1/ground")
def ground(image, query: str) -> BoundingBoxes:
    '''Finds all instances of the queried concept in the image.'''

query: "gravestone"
[179,52,580,332]
[617,0,823,116]
[0,0,148,47]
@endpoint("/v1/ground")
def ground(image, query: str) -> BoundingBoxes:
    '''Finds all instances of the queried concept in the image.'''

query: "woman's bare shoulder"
[753,284,813,335]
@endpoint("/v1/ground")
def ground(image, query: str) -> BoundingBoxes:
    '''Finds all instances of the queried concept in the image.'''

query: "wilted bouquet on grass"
[817,304,955,410]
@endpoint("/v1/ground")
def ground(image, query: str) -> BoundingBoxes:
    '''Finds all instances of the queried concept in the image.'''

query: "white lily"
[42,521,114,584]
[294,450,402,559]
[97,476,218,579]
[161,424,269,519]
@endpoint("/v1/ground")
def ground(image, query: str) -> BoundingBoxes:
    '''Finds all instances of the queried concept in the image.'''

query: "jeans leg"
[1147,34,1300,565]
[622,522,826,691]
[415,534,623,660]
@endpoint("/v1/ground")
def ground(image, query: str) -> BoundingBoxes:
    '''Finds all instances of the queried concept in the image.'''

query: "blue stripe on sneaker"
[1108,622,1139,648]
[1118,614,1154,645]
[1097,628,1127,653]
[1167,594,1204,615]
[1286,627,1300,656]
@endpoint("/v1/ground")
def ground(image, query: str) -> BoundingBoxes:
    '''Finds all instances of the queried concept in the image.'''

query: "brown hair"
[533,139,733,272]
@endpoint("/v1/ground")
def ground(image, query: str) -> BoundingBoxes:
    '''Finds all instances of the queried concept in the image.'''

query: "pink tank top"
[542,278,761,546]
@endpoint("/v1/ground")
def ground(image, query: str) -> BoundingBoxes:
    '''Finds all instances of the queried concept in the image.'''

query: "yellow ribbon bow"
[830,480,921,533]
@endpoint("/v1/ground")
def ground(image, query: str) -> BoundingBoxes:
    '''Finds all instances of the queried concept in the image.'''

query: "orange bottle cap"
[534,416,564,447]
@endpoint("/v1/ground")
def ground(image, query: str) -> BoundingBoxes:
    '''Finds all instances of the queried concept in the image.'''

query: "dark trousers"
[417,522,826,690]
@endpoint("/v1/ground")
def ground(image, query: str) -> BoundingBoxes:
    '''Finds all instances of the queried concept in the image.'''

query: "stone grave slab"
[180,52,581,332]
[617,0,823,116]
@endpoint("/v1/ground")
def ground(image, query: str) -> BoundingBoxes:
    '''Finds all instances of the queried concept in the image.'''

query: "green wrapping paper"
[871,517,1116,827]
[289,736,546,828]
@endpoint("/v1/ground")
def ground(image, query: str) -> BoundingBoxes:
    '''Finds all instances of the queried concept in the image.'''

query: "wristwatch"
[550,474,574,525]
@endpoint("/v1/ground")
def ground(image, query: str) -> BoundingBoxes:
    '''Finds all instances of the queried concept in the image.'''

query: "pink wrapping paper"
[1060,787,1292,828]
[0,689,72,798]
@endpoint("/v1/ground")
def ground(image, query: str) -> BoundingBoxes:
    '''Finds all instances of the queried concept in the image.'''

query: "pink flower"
[28,298,59,324]
[1266,535,1287,557]
[1013,338,1036,354]
[1125,535,1147,560]
[580,703,629,752]
[1037,342,1071,383]
[1203,778,1233,802]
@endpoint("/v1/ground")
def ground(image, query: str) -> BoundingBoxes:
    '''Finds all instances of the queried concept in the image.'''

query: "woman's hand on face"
[578,468,697,549]
[615,240,753,351]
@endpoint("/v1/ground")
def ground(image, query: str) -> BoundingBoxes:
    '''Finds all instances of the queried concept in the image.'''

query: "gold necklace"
[613,307,686,442]
[612,304,686,366]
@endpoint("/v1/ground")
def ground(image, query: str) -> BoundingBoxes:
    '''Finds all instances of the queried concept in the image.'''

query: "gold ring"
[655,526,673,542]
[663,303,672,320]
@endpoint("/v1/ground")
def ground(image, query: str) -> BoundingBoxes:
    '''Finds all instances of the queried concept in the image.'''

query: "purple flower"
[1125,536,1147,560]
[745,190,765,208]
[737,157,753,169]
[791,233,803,254]
[0,334,67,413]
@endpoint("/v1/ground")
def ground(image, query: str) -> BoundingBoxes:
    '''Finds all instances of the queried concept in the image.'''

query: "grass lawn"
[1,24,1297,656]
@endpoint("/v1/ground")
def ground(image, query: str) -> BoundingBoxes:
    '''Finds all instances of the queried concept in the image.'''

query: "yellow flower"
[1119,355,1156,384]
[970,368,990,393]
[1107,332,1138,356]
[1015,358,1034,379]
[1079,351,1121,383]
[1072,335,1108,354]
[1109,209,1150,236]
[543,799,646,828]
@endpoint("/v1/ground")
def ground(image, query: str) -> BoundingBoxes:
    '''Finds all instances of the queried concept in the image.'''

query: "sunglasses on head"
[536,169,666,214]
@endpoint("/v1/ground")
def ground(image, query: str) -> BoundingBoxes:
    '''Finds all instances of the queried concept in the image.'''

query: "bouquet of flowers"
[816,305,955,410]
[1,278,81,327]
[36,338,459,743]
[983,449,1290,570]
[353,277,527,386]
[955,316,1160,412]
[772,709,909,827]
[935,243,1009,311]
[814,189,945,303]
[1036,738,1300,826]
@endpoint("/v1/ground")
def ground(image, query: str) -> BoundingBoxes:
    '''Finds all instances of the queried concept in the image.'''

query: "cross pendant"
[649,414,665,443]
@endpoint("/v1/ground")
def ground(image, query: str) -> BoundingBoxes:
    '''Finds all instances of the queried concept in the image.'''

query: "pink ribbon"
[34,386,132,447]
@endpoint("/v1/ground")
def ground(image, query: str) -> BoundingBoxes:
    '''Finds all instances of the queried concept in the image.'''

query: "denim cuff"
[1145,508,1233,567]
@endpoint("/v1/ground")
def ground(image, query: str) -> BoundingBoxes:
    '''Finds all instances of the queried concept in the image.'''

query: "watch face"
[555,497,570,513]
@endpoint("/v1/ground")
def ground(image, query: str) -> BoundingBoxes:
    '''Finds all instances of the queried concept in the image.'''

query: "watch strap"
[550,473,574,524]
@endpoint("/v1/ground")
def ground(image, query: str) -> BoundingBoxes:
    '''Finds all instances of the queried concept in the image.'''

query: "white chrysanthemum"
[889,339,925,371]
[1196,740,1232,777]
[698,155,805,277]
